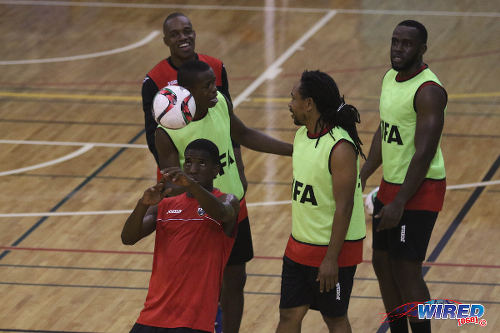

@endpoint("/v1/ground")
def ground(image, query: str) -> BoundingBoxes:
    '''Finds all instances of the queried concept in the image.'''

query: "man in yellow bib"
[276,70,366,333]
[361,20,447,333]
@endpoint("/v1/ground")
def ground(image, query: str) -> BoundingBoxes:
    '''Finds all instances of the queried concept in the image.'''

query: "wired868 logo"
[382,299,487,328]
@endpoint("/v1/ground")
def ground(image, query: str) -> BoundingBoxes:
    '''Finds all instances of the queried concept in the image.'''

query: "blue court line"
[376,154,500,333]
[0,130,145,260]
[2,263,499,287]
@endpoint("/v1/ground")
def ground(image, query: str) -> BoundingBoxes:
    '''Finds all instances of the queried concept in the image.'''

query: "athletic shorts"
[279,256,357,318]
[130,323,208,333]
[372,198,438,262]
[227,217,254,265]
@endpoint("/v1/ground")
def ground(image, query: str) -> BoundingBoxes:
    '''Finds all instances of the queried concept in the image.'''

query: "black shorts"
[130,323,208,333]
[372,198,438,262]
[279,256,357,318]
[226,217,254,265]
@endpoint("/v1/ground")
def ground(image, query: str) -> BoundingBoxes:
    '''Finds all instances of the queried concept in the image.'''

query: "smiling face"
[288,81,310,126]
[390,25,426,73]
[163,15,196,65]
[183,148,219,190]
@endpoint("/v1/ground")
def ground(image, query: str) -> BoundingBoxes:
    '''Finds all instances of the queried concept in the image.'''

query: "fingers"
[317,275,337,293]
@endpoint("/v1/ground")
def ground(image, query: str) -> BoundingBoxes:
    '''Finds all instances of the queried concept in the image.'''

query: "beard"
[391,52,420,72]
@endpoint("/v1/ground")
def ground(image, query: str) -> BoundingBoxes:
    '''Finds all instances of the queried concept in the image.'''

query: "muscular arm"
[360,126,382,190]
[317,142,358,292]
[376,84,446,230]
[226,96,293,156]
[142,76,160,165]
[121,182,163,245]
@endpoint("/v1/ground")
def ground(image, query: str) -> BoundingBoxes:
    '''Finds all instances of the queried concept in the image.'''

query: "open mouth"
[178,42,191,50]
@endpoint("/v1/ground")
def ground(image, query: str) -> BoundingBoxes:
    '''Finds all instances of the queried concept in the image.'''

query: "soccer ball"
[152,85,196,129]
[364,186,379,216]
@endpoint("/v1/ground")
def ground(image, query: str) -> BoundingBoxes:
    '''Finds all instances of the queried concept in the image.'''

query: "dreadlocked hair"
[299,70,365,159]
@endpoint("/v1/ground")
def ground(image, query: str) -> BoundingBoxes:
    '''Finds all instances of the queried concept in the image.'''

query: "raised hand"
[140,181,166,206]
[161,167,194,189]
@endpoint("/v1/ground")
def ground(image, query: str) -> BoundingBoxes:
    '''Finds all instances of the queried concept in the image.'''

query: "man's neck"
[396,62,425,81]
[169,54,197,69]
[192,108,209,121]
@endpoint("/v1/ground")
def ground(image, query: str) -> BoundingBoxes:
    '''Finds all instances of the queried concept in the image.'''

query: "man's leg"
[373,249,408,333]
[323,315,352,333]
[391,258,431,333]
[220,263,246,333]
[276,305,308,333]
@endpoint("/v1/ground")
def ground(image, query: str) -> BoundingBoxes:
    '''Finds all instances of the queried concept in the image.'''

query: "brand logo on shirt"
[292,178,318,206]
[197,207,205,216]
[167,209,182,214]
[400,224,406,243]
[381,120,403,145]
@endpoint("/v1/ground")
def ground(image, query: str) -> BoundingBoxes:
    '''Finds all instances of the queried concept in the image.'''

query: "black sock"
[388,316,408,333]
[409,320,431,333]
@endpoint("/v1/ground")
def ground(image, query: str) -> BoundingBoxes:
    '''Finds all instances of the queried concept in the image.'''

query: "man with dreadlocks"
[276,70,366,333]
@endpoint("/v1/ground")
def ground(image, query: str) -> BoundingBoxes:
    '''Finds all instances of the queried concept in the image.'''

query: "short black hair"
[397,20,427,44]
[185,139,220,166]
[177,60,211,88]
[163,12,189,32]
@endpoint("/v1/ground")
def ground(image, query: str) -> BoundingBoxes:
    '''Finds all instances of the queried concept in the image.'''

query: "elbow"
[121,233,138,245]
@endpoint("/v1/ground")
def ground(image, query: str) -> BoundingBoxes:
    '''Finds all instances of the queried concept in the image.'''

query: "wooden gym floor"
[0,0,499,332]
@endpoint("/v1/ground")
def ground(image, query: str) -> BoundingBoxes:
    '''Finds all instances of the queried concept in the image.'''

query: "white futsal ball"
[364,186,379,216]
[152,85,196,129]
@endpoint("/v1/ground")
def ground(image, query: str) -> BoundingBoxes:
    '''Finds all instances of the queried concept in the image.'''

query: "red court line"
[1,246,498,269]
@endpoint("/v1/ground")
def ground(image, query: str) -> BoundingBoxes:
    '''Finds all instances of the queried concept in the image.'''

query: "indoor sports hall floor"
[0,0,499,332]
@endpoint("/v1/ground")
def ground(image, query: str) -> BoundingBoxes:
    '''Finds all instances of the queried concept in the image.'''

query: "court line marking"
[0,91,141,101]
[1,1,499,17]
[0,31,160,65]
[1,89,498,103]
[233,10,337,107]
[0,12,336,177]
[3,263,499,286]
[0,14,354,259]
[0,139,147,149]
[0,180,498,217]
[0,144,94,176]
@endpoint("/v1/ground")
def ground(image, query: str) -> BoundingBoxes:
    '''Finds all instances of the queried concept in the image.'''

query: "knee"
[279,307,306,325]
[323,314,350,331]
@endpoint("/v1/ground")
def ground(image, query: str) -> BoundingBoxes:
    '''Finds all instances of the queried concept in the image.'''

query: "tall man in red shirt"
[141,13,248,332]
[122,139,240,333]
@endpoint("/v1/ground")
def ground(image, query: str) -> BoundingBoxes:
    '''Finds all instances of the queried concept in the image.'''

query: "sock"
[388,316,409,333]
[409,320,431,333]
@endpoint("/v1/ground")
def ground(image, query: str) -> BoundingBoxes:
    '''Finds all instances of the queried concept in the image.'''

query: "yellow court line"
[0,91,499,103]
[0,91,140,102]
[251,92,500,103]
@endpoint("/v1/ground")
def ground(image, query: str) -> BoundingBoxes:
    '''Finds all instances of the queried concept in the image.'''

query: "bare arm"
[163,167,240,236]
[376,84,446,230]
[155,127,186,196]
[360,126,382,190]
[121,182,164,245]
[317,142,357,293]
[233,145,248,194]
[226,96,293,156]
